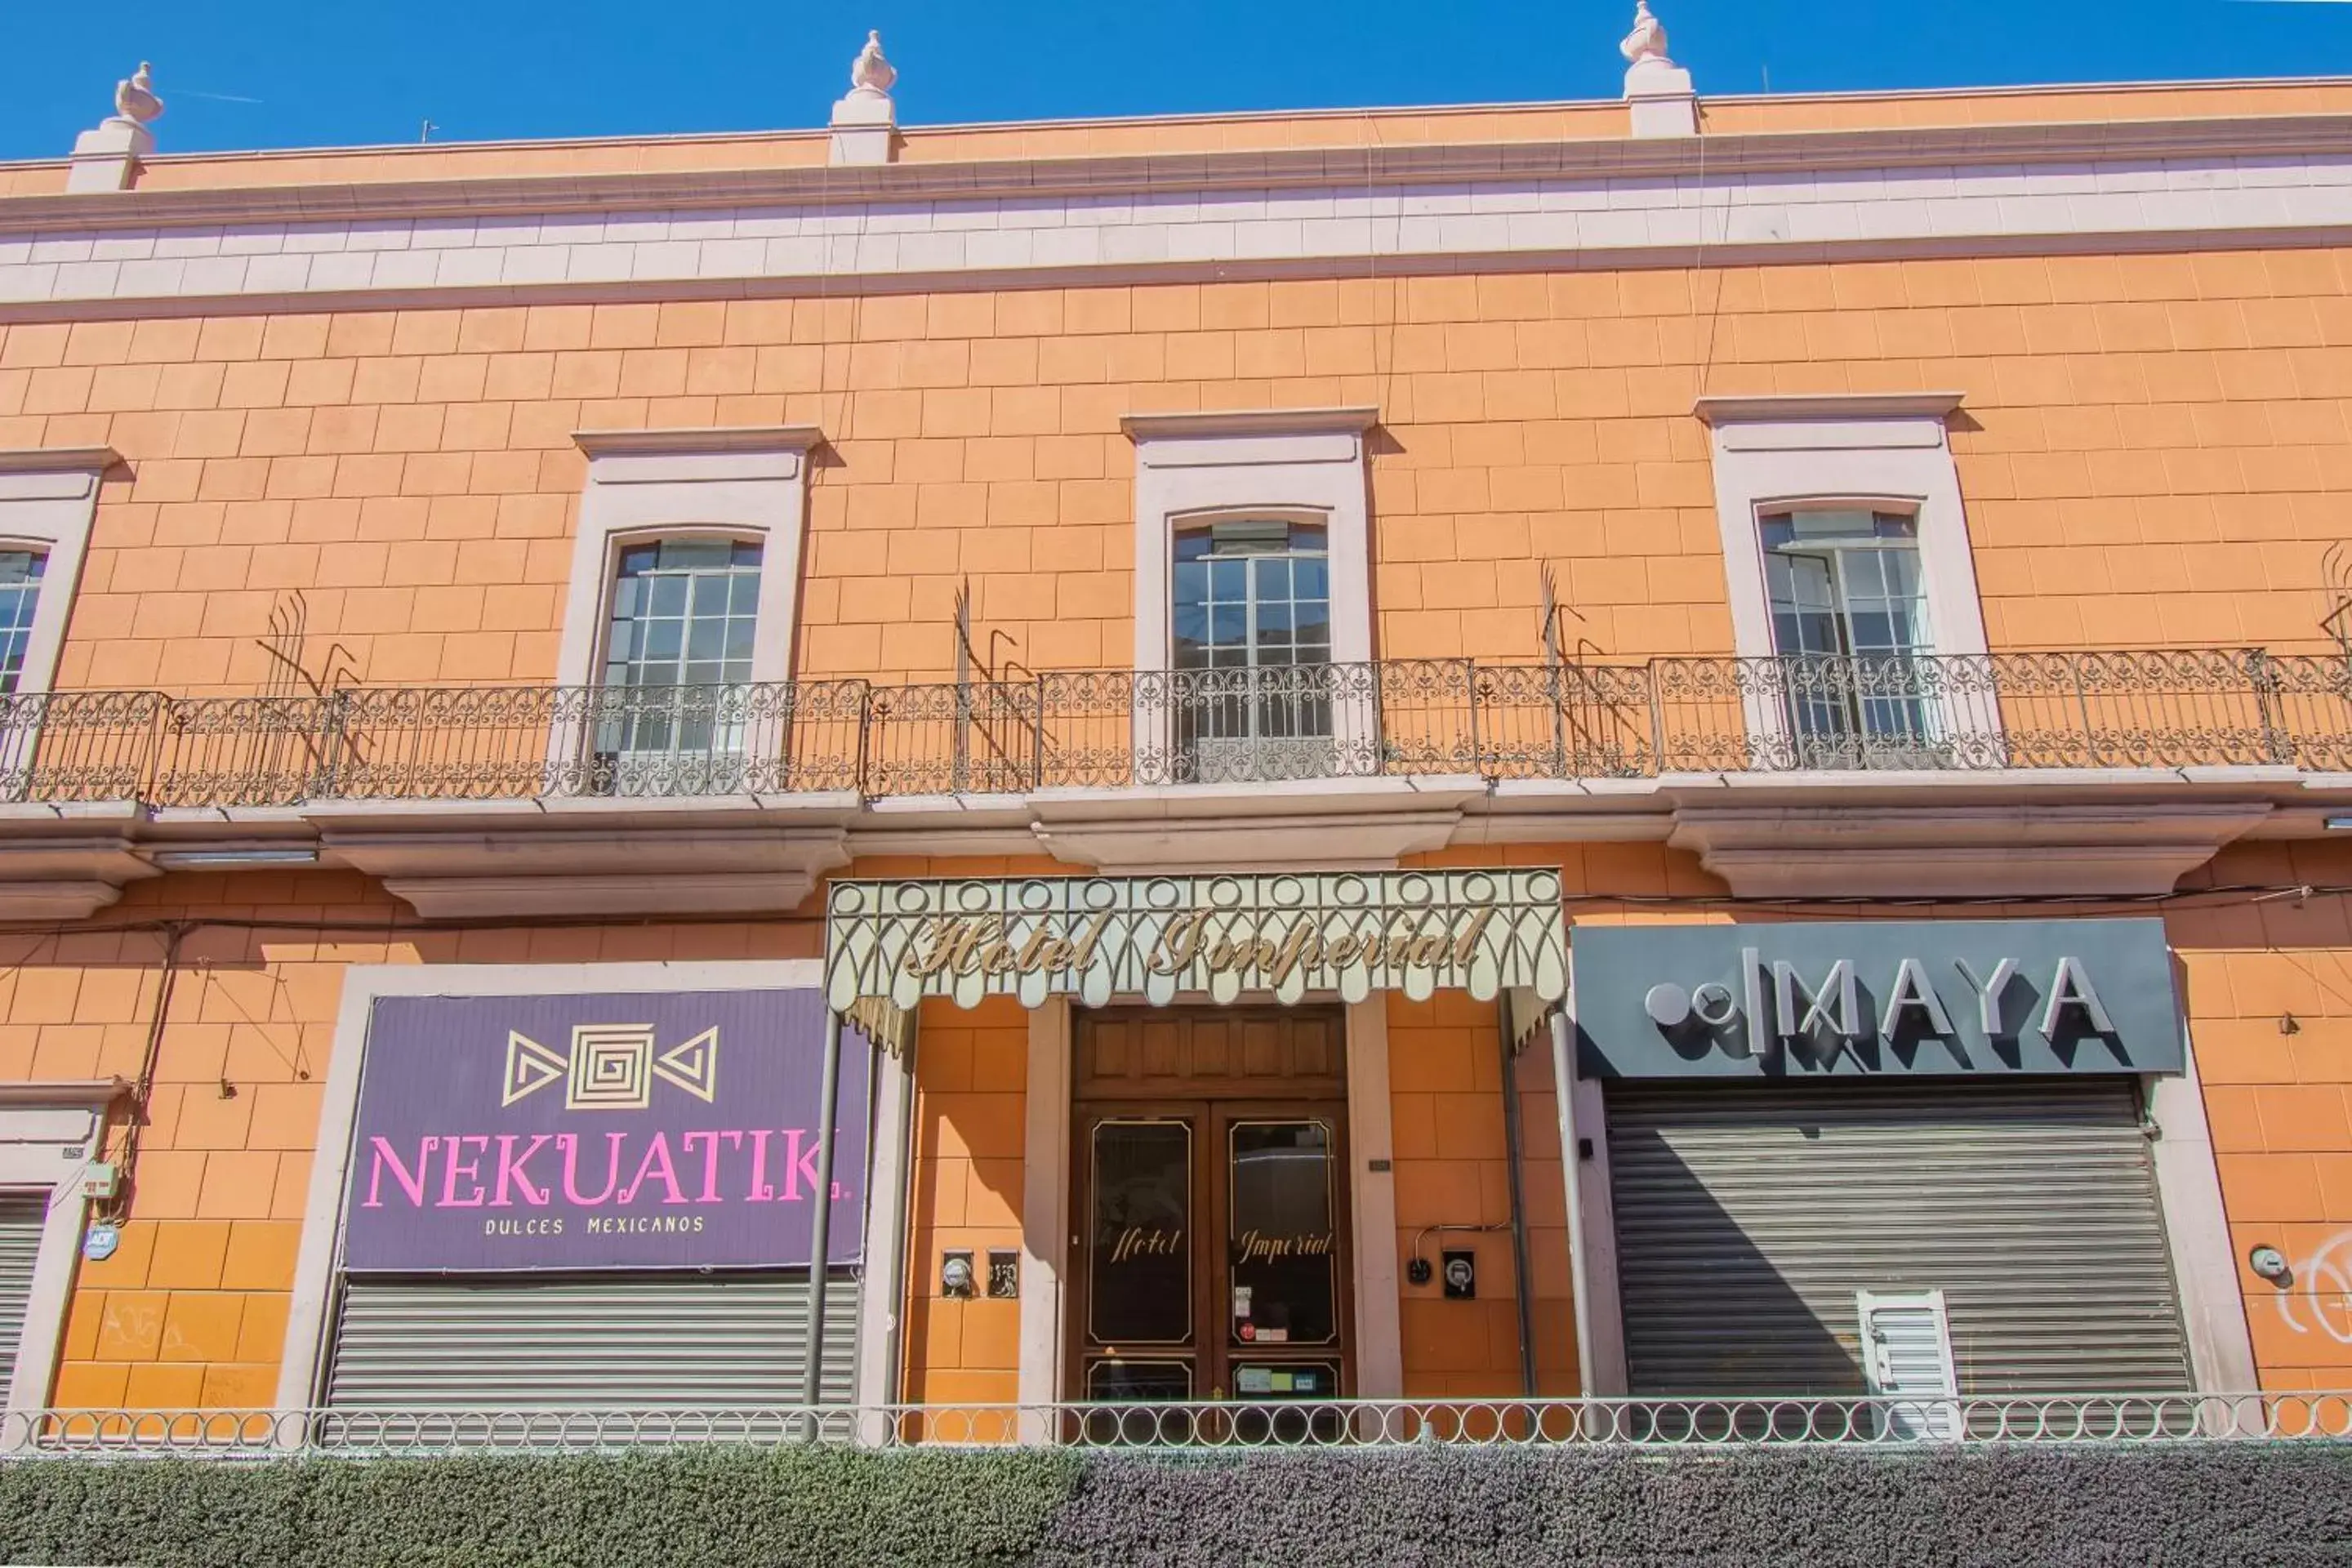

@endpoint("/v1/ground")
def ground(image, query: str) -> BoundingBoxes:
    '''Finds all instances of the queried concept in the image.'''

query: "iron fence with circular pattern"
[2,1394,2347,1457]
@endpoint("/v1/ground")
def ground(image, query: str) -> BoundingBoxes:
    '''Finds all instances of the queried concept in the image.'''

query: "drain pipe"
[1498,1000,1539,1397]
[800,1009,848,1412]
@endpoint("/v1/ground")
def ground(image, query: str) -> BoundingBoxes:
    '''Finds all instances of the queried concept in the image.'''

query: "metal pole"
[800,1010,848,1414]
[1498,1000,1539,1399]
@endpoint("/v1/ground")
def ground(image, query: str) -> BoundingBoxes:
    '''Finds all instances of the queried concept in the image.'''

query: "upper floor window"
[1762,509,1928,663]
[603,538,763,691]
[1172,521,1330,671]
[0,550,50,696]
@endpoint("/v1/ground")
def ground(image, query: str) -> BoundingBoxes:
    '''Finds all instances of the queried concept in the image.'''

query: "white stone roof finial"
[831,30,898,166]
[849,31,896,100]
[114,61,165,127]
[1620,2,1670,69]
[71,62,162,191]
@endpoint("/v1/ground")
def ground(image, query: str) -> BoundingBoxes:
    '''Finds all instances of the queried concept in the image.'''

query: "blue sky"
[3,0,2350,160]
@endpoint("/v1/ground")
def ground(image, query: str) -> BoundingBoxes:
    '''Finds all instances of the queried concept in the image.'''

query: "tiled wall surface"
[2172,840,2352,1391]
[3,248,2350,692]
[7,841,2352,1405]
[43,874,817,1410]
[900,992,1027,1407]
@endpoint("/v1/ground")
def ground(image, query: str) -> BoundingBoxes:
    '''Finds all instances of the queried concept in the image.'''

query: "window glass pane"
[1228,1120,1338,1348]
[606,536,762,710]
[1089,1120,1192,1347]
[1780,509,1878,539]
[656,537,731,570]
[0,550,46,697]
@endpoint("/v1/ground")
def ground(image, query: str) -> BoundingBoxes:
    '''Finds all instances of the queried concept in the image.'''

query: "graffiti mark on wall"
[2278,1231,2352,1345]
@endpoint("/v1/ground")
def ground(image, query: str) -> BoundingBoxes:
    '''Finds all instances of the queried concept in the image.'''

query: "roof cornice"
[4,114,2347,234]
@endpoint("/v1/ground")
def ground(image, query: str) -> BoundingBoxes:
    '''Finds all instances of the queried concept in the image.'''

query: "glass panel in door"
[1220,1114,1346,1440]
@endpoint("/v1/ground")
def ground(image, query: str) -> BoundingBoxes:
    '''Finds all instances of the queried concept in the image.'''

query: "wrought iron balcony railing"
[0,648,2345,808]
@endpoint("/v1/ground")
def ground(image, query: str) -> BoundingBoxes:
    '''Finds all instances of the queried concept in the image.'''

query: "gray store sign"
[1575,919,2184,1079]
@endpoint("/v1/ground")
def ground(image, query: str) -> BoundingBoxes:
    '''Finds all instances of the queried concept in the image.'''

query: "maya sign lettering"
[343,989,868,1272]
[1573,919,2185,1080]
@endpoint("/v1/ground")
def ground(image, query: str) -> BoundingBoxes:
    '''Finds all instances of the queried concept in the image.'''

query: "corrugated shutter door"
[1606,1079,2193,1397]
[0,1196,43,1399]
[325,1272,860,1409]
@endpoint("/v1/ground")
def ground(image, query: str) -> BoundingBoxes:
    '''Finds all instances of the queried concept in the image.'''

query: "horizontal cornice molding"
[1122,407,1379,440]
[4,113,2350,234]
[1694,393,1967,425]
[574,425,826,457]
[0,1076,130,1107]
[0,447,122,474]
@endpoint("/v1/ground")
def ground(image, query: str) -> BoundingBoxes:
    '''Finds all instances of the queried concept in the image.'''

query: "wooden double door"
[1068,1007,1353,1408]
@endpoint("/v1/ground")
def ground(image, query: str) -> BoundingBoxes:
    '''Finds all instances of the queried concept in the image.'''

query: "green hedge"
[0,1446,1080,1568]
[2,1442,2348,1567]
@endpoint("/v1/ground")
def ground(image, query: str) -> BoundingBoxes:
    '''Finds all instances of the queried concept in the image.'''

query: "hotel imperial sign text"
[825,871,1570,1010]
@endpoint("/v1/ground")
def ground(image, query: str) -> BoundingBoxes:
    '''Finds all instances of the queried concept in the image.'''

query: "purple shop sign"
[342,989,869,1273]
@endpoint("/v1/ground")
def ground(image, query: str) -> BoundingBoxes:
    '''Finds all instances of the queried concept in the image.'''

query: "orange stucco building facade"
[0,33,2350,1431]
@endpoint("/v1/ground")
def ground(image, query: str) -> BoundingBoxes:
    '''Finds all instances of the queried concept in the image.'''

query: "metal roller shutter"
[1606,1078,2192,1397]
[0,1196,42,1399]
[325,1271,861,1410]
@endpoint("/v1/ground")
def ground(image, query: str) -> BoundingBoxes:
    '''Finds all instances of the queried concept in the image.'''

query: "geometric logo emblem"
[501,1031,568,1106]
[652,1027,719,1102]
[565,1024,655,1111]
[501,1024,720,1110]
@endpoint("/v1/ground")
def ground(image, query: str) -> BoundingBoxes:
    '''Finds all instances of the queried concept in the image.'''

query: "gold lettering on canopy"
[823,871,1568,1011]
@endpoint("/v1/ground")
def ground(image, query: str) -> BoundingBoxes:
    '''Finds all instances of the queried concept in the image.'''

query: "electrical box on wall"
[987,1249,1019,1299]
[1441,1249,1477,1300]
[79,1162,119,1201]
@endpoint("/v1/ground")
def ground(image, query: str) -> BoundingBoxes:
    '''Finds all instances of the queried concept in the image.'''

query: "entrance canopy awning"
[825,870,1569,1016]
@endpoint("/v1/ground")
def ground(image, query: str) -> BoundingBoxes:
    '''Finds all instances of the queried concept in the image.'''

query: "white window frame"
[0,449,113,699]
[1123,410,1377,783]
[0,1080,124,1428]
[1695,395,1985,664]
[1125,410,1377,675]
[556,429,823,691]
